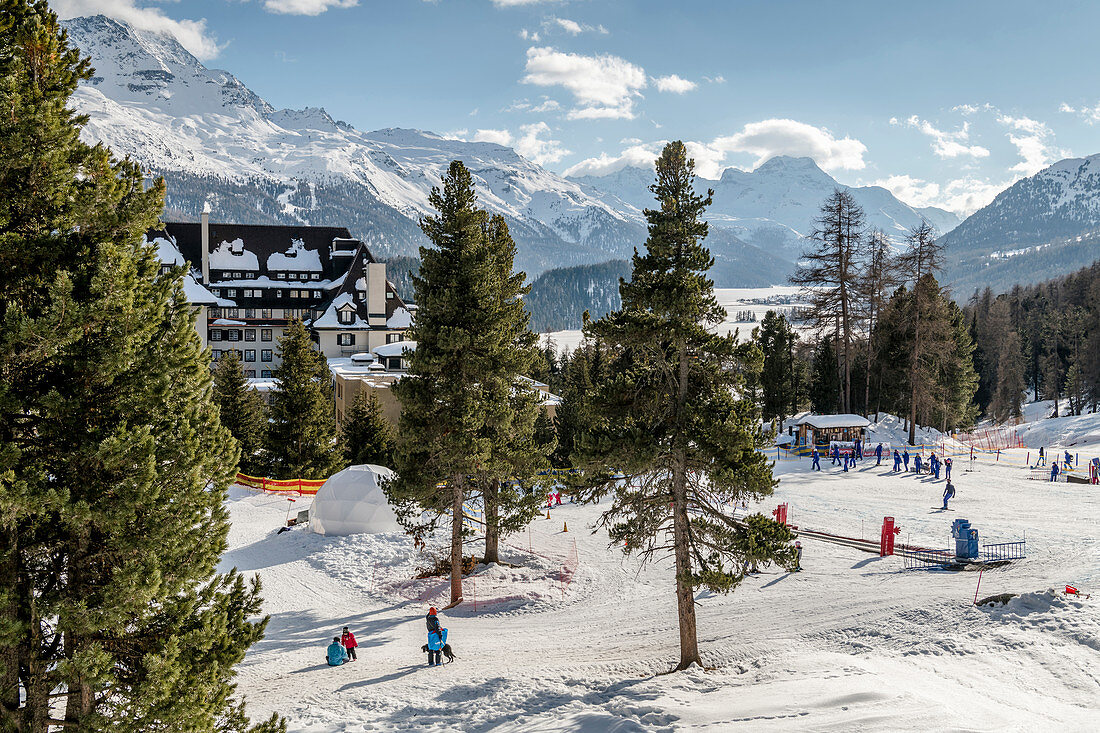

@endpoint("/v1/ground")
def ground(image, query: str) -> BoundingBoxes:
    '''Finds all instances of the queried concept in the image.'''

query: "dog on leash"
[421,643,456,663]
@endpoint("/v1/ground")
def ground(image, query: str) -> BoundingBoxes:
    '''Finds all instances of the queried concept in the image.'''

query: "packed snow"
[223,447,1099,731]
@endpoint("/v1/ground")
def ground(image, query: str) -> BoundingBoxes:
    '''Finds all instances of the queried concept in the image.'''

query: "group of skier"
[810,438,873,472]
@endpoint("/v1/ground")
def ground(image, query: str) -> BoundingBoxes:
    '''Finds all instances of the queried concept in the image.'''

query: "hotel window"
[261,329,272,342]
[289,290,299,299]
[246,370,256,378]
[276,290,283,298]
[311,273,320,280]
[386,332,403,344]
[246,272,256,279]
[261,349,273,362]
[337,333,355,346]
[261,309,271,319]
[209,307,221,318]
[227,330,240,342]
[388,357,402,370]
[277,272,287,279]
[313,290,321,298]
[387,291,394,299]
[226,289,237,298]
[244,349,256,362]
[245,330,256,342]
[210,330,223,341]
[227,308,239,318]
[338,309,354,325]
[261,370,272,379]
[212,289,221,296]
[245,308,256,319]
[212,349,222,360]
[232,271,242,279]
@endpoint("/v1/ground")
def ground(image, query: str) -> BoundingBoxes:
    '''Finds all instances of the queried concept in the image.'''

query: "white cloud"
[548,17,608,35]
[702,75,726,84]
[713,118,868,172]
[262,0,358,15]
[898,115,989,159]
[653,74,697,94]
[472,128,513,146]
[53,0,222,59]
[1059,102,1077,113]
[951,103,992,116]
[1058,100,1100,124]
[562,144,661,177]
[522,46,647,120]
[519,29,541,42]
[493,0,558,6]
[869,174,1005,216]
[513,122,570,165]
[997,115,1064,175]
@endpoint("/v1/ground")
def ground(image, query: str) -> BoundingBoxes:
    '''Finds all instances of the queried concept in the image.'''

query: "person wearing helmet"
[794,541,803,572]
[425,607,444,667]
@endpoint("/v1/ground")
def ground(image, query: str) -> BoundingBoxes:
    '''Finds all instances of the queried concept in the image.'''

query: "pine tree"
[897,222,947,444]
[809,336,841,413]
[213,350,268,475]
[0,3,280,729]
[387,161,496,605]
[572,142,794,670]
[991,330,1026,423]
[755,310,799,425]
[340,390,396,467]
[859,229,900,415]
[266,319,340,479]
[790,190,867,413]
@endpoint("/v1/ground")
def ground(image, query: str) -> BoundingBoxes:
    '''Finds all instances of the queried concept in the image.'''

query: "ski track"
[224,451,1099,731]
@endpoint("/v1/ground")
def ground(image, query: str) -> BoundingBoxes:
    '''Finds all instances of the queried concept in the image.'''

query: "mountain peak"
[753,155,826,175]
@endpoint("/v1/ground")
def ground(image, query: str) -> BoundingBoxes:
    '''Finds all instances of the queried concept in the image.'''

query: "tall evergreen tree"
[340,390,396,467]
[809,336,841,414]
[572,142,794,670]
[0,3,280,729]
[859,229,900,415]
[213,350,268,475]
[388,163,549,599]
[790,190,867,413]
[897,221,947,444]
[266,319,340,479]
[755,310,799,425]
[991,330,1026,422]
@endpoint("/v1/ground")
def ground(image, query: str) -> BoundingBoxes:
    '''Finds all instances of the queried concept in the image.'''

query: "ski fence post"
[973,568,984,605]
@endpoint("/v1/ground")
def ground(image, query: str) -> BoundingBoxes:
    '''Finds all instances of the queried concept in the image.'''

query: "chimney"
[200,209,210,284]
[367,262,387,326]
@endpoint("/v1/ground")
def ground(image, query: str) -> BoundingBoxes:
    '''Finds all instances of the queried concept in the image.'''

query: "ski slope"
[223,453,1099,731]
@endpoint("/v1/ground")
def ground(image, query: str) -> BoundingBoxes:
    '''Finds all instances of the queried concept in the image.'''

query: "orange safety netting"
[236,472,326,495]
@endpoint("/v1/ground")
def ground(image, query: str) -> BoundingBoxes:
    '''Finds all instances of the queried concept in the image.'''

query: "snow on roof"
[796,414,872,429]
[312,292,366,329]
[150,236,185,266]
[267,238,323,272]
[182,274,231,306]
[372,341,416,358]
[386,306,413,329]
[212,318,246,326]
[210,239,260,270]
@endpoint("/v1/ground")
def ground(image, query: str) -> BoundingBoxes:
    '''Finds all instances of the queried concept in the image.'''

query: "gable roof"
[795,414,871,429]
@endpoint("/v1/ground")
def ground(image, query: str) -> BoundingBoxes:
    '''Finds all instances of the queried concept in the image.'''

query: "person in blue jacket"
[914,454,922,474]
[842,451,850,472]
[875,443,883,466]
[811,447,821,471]
[327,636,348,666]
[1050,461,1060,482]
[855,439,863,460]
[944,457,953,480]
[1064,450,1073,468]
[903,450,910,472]
[942,481,956,509]
[831,444,840,465]
[426,607,445,666]
[893,449,902,472]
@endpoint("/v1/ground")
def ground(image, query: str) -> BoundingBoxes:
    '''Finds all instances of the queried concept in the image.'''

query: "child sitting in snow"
[326,637,348,666]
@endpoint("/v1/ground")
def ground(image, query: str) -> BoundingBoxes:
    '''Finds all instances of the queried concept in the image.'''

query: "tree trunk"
[0,525,21,727]
[449,480,464,607]
[483,479,500,565]
[671,462,700,670]
[20,576,51,733]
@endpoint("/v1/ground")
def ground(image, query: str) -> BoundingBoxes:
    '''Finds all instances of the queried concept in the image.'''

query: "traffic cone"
[563,522,568,533]
[546,509,551,520]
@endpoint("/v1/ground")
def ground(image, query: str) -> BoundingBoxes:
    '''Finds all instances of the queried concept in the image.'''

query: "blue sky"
[55,0,1100,215]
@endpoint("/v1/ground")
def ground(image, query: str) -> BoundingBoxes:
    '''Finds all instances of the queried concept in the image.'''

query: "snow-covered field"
[541,286,808,355]
[224,450,1099,732]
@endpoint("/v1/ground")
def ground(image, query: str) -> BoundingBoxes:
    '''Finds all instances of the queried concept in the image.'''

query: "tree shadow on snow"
[251,606,406,660]
[761,573,792,589]
[337,664,425,690]
[851,556,886,570]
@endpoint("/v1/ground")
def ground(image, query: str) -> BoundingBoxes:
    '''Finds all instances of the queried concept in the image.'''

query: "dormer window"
[311,273,320,280]
[338,307,355,325]
[277,273,287,280]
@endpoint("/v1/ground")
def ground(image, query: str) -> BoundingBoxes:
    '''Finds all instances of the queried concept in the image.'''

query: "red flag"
[1066,585,1078,595]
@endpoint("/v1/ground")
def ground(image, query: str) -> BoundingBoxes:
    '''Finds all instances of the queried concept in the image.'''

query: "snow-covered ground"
[225,451,1099,732]
[541,286,808,355]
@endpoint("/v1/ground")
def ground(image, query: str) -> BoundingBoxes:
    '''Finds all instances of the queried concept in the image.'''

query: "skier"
[942,481,956,509]
[426,607,445,667]
[1037,447,1046,466]
[831,444,840,465]
[893,449,902,472]
[944,457,953,480]
[914,454,923,475]
[1064,450,1073,468]
[326,636,348,667]
[843,451,849,472]
[855,439,863,460]
[811,447,821,471]
[875,443,883,466]
[341,626,358,662]
[903,450,910,472]
[1050,461,1060,482]
[931,454,940,480]
[793,541,803,571]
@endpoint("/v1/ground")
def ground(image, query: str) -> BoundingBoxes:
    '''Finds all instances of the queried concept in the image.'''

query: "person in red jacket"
[341,626,358,662]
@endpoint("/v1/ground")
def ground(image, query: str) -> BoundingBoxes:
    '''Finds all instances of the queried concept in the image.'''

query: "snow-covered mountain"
[63,15,682,276]
[571,156,960,258]
[940,154,1100,295]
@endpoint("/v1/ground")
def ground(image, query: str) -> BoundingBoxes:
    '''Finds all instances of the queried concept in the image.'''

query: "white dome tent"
[310,464,402,536]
